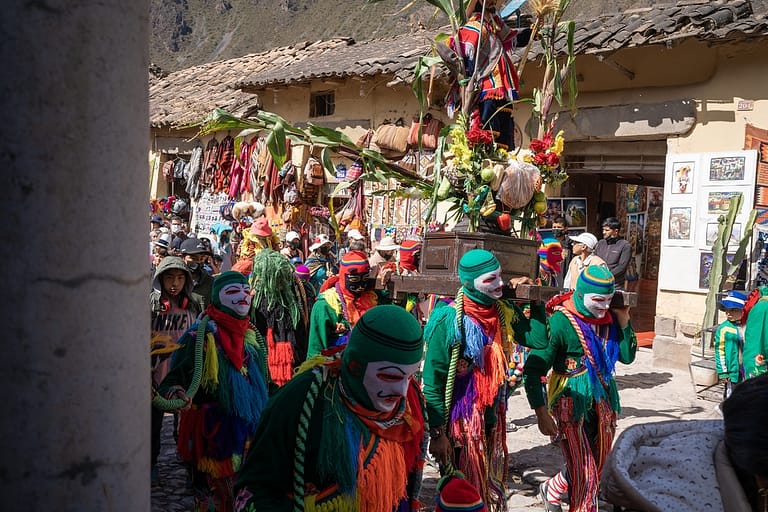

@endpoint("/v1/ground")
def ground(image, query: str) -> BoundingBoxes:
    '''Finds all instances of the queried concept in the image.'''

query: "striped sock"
[546,471,568,503]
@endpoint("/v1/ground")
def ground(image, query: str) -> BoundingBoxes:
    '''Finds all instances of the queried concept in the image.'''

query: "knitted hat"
[212,271,251,319]
[538,237,563,274]
[458,249,501,306]
[295,265,310,280]
[435,473,486,512]
[574,264,615,318]
[341,305,424,408]
[719,290,747,310]
[339,250,370,279]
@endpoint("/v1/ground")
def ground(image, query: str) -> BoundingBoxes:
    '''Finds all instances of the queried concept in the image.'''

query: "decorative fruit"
[437,177,452,199]
[480,166,496,182]
[533,200,547,214]
[533,191,546,202]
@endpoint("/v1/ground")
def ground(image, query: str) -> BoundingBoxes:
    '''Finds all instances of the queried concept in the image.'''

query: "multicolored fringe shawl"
[425,290,516,511]
[547,306,622,421]
[290,355,427,512]
[177,327,268,479]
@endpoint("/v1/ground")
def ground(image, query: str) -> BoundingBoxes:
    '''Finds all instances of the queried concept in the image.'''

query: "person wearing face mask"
[594,217,632,289]
[306,250,378,358]
[538,237,564,287]
[234,304,427,512]
[524,264,636,512]
[422,249,549,510]
[279,230,304,262]
[304,234,339,294]
[157,271,271,512]
[180,237,215,307]
[551,216,571,285]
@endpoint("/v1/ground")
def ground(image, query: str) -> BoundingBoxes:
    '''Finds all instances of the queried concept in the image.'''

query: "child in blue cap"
[714,290,748,399]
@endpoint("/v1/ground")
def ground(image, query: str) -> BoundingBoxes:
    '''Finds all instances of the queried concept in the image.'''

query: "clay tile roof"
[149,38,353,127]
[150,0,767,128]
[235,31,438,89]
[529,0,767,60]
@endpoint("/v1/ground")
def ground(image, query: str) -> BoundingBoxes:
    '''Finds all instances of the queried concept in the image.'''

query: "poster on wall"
[540,197,587,230]
[626,184,646,213]
[670,161,695,194]
[660,150,757,292]
[704,222,742,248]
[699,252,736,289]
[706,190,744,214]
[667,207,693,242]
[702,151,757,187]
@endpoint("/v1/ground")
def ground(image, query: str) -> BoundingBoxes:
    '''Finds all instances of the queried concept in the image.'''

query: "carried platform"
[379,230,637,308]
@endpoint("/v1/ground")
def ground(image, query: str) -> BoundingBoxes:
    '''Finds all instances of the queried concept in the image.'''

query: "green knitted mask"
[341,305,424,410]
[574,265,615,318]
[459,249,501,306]
[212,271,252,319]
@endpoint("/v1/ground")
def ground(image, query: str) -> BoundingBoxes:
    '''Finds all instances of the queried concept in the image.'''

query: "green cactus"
[701,193,756,348]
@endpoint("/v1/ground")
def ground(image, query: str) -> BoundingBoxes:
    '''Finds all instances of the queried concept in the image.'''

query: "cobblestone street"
[151,347,720,511]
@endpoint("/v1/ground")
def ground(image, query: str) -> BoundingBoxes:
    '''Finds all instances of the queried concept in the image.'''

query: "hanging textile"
[199,137,219,192]
[214,135,235,194]
[228,140,251,200]
[185,144,204,199]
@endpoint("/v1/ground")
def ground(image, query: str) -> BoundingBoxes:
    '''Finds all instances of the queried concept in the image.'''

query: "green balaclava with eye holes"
[212,270,250,319]
[458,249,501,306]
[341,305,424,409]
[574,264,615,318]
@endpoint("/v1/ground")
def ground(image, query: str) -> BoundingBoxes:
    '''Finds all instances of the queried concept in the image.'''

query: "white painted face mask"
[219,282,252,317]
[582,292,614,319]
[362,361,421,413]
[472,268,505,301]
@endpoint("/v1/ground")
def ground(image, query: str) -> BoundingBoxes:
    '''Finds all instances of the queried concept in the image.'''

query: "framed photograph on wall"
[667,206,693,242]
[671,161,695,194]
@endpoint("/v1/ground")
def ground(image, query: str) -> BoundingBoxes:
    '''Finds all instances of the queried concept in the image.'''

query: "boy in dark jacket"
[149,256,202,483]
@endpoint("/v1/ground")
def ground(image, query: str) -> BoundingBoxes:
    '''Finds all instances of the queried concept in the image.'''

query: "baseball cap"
[569,232,598,250]
[180,238,209,255]
[719,290,747,310]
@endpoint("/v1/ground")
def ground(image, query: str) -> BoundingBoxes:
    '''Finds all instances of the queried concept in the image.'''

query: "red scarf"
[205,305,249,371]
[343,381,425,471]
[461,293,501,343]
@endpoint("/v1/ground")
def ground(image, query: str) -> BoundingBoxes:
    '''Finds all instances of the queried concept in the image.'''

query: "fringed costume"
[249,249,308,386]
[422,250,548,511]
[235,305,428,512]
[524,266,637,512]
[306,251,378,358]
[159,272,270,512]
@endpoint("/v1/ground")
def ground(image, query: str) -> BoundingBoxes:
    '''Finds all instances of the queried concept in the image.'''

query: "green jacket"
[714,319,744,382]
[523,310,637,419]
[743,289,768,379]
[421,300,549,427]
[234,368,426,512]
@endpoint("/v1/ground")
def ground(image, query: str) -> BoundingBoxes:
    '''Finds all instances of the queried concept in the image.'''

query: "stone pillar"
[0,2,150,510]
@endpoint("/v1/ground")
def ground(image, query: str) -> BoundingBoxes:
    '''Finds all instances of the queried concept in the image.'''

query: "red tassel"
[267,327,295,386]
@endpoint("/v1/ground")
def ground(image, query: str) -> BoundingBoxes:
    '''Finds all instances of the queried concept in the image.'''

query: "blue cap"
[719,290,747,310]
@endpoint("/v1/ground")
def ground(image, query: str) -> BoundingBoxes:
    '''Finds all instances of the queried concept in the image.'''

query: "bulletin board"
[658,150,757,292]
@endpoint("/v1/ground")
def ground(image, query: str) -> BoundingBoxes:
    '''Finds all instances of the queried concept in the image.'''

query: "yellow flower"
[552,130,565,156]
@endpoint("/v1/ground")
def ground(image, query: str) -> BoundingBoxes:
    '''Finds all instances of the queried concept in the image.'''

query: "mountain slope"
[150,0,768,73]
